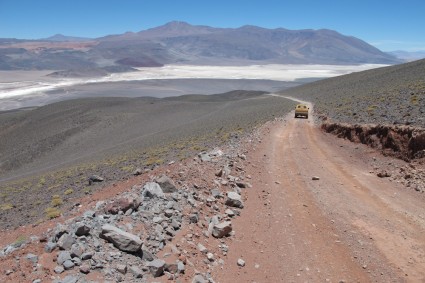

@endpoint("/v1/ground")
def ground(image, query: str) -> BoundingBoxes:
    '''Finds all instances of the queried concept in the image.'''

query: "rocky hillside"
[282,58,425,128]
[0,120,264,282]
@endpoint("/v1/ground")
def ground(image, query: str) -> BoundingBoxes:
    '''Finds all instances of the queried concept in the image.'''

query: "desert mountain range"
[0,21,400,72]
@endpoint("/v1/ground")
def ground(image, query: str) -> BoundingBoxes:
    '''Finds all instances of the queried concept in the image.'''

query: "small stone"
[197,243,208,254]
[312,176,320,180]
[129,266,143,278]
[63,259,75,270]
[207,252,214,261]
[45,242,57,253]
[116,264,127,274]
[26,253,38,266]
[133,168,143,176]
[57,233,75,250]
[237,258,245,267]
[156,175,178,193]
[192,274,207,283]
[79,264,90,274]
[75,223,91,236]
[147,259,166,277]
[54,265,65,274]
[225,192,244,208]
[212,221,232,238]
[57,251,72,265]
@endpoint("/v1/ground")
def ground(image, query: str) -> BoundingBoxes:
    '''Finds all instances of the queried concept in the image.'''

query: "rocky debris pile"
[374,161,425,193]
[0,131,256,282]
[322,122,425,162]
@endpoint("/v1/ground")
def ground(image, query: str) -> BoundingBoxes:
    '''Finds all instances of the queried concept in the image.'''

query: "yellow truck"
[294,104,309,119]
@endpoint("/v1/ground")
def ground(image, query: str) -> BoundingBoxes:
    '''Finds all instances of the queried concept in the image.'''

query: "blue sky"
[0,0,424,51]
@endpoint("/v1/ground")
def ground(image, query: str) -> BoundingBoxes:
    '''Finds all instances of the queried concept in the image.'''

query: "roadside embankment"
[321,122,425,161]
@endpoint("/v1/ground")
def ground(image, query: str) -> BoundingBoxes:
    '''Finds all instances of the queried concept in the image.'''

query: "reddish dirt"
[213,110,425,282]
[1,102,425,282]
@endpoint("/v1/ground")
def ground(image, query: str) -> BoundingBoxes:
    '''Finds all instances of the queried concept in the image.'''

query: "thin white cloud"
[369,40,425,51]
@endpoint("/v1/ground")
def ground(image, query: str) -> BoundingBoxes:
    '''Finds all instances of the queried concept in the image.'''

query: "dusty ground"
[0,101,424,282]
[212,107,425,282]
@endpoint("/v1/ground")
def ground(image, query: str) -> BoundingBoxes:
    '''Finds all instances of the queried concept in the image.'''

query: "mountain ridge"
[0,21,400,72]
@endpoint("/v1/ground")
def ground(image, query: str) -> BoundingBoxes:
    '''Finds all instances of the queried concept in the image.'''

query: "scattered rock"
[104,197,139,214]
[156,175,178,193]
[133,168,143,176]
[147,259,166,277]
[129,266,144,278]
[237,258,246,267]
[100,224,143,252]
[192,274,207,283]
[225,192,244,208]
[312,176,320,180]
[88,175,104,185]
[377,171,391,178]
[212,221,233,238]
[142,182,165,198]
[57,233,75,250]
[75,223,91,236]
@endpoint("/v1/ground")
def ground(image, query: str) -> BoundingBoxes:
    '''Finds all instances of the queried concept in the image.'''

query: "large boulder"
[156,175,178,193]
[100,224,143,253]
[141,182,165,198]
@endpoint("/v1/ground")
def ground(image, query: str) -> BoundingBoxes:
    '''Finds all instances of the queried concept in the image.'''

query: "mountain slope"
[281,58,425,127]
[0,21,400,71]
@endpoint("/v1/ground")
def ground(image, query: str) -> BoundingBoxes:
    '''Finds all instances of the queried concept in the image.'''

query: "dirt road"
[214,104,425,282]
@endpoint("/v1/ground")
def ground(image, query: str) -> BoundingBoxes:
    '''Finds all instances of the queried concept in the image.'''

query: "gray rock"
[141,249,155,261]
[63,259,75,270]
[192,274,207,283]
[237,258,246,267]
[83,210,96,218]
[70,244,85,259]
[89,175,104,184]
[177,261,185,273]
[75,223,91,236]
[171,219,181,230]
[156,175,178,193]
[79,264,90,274]
[147,259,166,277]
[72,257,82,266]
[225,209,235,217]
[100,224,143,253]
[57,233,75,250]
[129,266,143,278]
[33,279,42,283]
[81,252,93,260]
[225,192,244,208]
[142,182,165,198]
[189,213,199,224]
[211,189,222,198]
[199,152,211,162]
[26,253,38,266]
[57,251,72,265]
[164,209,174,217]
[54,265,64,274]
[197,243,208,254]
[133,168,143,176]
[212,221,232,238]
[45,242,57,253]
[61,275,79,283]
[116,264,127,274]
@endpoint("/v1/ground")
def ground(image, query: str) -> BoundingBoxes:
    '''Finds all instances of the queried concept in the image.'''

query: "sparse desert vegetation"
[0,90,295,229]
